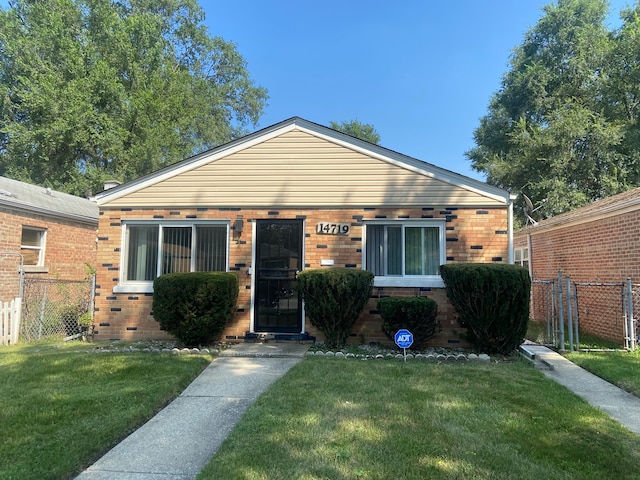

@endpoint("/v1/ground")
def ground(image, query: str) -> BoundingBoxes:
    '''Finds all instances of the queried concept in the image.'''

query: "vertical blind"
[366,224,440,276]
[127,225,159,281]
[161,227,192,274]
[195,225,226,271]
[126,224,226,281]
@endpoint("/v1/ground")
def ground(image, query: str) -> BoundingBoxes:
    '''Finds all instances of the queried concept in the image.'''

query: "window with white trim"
[515,247,529,269]
[21,227,46,266]
[120,222,229,288]
[364,220,446,287]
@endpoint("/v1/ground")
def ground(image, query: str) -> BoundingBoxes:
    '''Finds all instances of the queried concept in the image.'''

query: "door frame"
[249,218,305,334]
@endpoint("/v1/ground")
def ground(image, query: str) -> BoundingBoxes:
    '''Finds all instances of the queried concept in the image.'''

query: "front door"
[254,219,303,333]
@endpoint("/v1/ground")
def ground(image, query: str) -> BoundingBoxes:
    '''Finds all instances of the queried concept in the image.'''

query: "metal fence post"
[566,275,574,351]
[557,270,565,351]
[626,278,635,351]
[572,281,580,350]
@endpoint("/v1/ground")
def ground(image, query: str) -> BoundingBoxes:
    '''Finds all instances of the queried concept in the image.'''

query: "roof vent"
[104,180,121,190]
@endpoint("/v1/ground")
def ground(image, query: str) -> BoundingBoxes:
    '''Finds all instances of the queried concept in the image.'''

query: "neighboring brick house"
[93,117,515,347]
[514,187,640,342]
[0,176,99,302]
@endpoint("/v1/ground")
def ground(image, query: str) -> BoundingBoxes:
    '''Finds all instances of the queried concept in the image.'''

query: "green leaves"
[468,0,639,225]
[329,119,381,144]
[0,0,268,195]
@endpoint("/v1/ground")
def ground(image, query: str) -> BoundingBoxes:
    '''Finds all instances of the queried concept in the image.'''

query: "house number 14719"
[316,222,350,235]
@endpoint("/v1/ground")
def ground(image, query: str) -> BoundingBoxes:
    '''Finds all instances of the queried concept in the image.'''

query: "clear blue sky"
[204,0,630,181]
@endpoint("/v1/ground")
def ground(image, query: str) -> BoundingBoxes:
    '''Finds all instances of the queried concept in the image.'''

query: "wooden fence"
[1,297,22,345]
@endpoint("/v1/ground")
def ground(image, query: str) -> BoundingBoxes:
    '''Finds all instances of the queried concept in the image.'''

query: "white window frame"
[114,220,230,293]
[363,219,446,288]
[21,226,46,268]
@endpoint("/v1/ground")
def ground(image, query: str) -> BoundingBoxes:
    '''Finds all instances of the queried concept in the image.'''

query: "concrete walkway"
[521,343,640,435]
[75,342,310,480]
[76,341,640,479]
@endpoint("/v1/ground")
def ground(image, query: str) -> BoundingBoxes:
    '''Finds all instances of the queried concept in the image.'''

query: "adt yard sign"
[395,329,413,349]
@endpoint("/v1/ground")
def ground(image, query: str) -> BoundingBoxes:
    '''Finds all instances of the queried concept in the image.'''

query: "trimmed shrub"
[152,272,239,346]
[440,263,530,354]
[297,268,374,348]
[378,297,440,349]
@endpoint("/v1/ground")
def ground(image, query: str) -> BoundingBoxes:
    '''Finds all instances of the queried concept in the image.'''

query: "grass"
[0,341,212,480]
[526,320,622,349]
[199,357,640,480]
[565,349,640,397]
[527,320,640,396]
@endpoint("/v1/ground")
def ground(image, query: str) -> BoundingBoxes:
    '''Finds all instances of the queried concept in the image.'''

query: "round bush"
[152,272,239,346]
[378,296,440,349]
[297,268,374,348]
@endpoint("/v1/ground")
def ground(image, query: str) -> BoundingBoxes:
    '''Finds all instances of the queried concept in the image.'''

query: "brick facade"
[514,189,640,343]
[516,210,640,283]
[0,208,98,302]
[94,205,509,347]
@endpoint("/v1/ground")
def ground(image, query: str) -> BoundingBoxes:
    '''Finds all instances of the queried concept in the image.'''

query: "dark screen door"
[255,220,303,332]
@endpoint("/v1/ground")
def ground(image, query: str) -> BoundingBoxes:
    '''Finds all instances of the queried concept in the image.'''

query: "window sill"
[373,277,445,288]
[21,266,49,274]
[113,284,154,294]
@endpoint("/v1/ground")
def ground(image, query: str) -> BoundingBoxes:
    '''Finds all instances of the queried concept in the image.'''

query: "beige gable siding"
[103,130,503,208]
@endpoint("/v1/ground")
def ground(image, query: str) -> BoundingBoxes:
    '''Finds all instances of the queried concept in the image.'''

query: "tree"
[330,119,381,144]
[467,0,639,224]
[0,0,268,196]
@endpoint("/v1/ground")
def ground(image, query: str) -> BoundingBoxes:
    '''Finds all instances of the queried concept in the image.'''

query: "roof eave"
[0,198,98,226]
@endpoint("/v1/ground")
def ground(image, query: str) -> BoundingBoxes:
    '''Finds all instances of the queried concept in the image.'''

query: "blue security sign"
[394,329,413,349]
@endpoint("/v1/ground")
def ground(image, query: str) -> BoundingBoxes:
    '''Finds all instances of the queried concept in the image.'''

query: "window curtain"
[405,227,439,275]
[366,225,401,275]
[127,226,159,281]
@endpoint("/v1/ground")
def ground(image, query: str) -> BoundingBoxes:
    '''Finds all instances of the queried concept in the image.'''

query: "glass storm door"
[255,220,303,333]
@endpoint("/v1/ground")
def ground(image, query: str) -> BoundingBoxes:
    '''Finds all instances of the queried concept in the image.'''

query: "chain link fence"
[20,276,95,342]
[531,273,637,350]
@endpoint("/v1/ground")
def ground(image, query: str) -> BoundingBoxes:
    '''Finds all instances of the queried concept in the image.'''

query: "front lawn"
[565,349,640,397]
[200,357,640,480]
[0,341,211,480]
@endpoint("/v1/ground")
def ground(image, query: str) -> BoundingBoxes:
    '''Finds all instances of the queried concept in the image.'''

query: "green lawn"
[0,341,211,480]
[199,357,640,480]
[565,349,640,397]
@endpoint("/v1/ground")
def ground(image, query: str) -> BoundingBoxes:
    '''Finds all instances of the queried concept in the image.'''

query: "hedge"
[152,271,239,346]
[297,268,374,348]
[440,263,530,354]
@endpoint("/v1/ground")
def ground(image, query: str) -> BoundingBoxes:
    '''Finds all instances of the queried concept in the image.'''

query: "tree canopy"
[467,0,640,224]
[330,119,381,144]
[0,0,268,196]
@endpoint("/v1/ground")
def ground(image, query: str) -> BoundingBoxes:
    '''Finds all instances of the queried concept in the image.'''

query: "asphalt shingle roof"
[0,176,98,225]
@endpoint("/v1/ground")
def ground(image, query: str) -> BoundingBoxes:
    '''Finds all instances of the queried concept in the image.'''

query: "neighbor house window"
[364,220,446,287]
[21,227,46,266]
[515,247,529,269]
[119,222,228,291]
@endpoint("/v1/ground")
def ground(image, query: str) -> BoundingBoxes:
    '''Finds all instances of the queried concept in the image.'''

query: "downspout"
[526,233,533,278]
[508,194,517,264]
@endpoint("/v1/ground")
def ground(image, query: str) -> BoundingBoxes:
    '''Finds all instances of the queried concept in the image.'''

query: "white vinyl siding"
[117,221,229,293]
[364,220,446,287]
[101,130,506,209]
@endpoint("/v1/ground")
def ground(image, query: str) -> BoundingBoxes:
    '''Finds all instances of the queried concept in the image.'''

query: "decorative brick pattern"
[94,206,508,346]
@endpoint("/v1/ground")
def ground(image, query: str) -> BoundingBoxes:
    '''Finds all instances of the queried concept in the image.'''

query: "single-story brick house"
[0,176,99,302]
[514,187,640,342]
[92,117,515,346]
